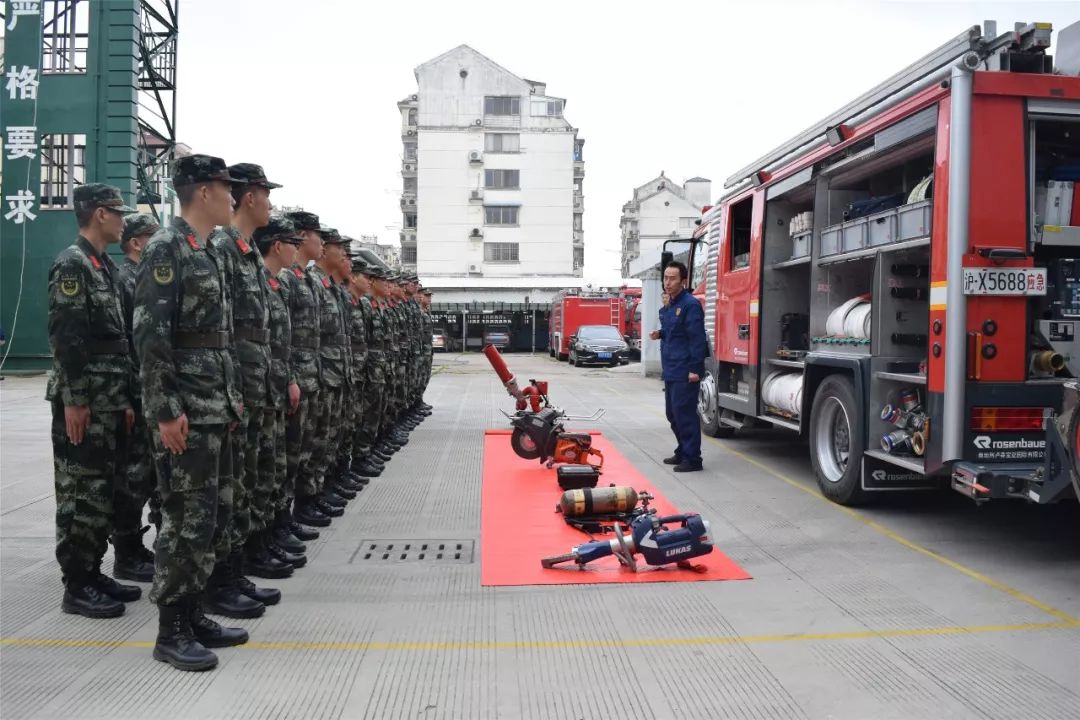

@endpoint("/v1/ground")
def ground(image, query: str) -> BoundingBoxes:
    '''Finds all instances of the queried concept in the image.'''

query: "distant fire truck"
[549,290,626,361]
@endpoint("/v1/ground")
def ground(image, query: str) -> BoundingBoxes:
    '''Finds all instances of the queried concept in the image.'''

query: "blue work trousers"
[664,380,701,466]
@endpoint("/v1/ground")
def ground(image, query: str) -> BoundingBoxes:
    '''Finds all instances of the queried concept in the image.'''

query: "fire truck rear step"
[951,461,1048,503]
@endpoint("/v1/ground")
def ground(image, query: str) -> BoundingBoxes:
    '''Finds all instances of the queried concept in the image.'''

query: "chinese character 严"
[4,126,38,160]
[5,66,40,101]
[4,190,38,224]
[5,1,40,31]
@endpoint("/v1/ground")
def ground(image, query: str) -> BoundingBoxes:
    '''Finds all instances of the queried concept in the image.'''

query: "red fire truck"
[620,286,643,355]
[673,21,1080,506]
[549,290,626,361]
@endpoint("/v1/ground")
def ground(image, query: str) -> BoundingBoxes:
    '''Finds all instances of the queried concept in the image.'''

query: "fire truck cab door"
[716,194,760,366]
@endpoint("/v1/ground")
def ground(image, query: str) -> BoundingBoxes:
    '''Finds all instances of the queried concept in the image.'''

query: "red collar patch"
[186,234,200,250]
[350,296,358,305]
[268,277,280,290]
[321,277,331,288]
[292,267,304,278]
[236,238,251,254]
[89,255,103,270]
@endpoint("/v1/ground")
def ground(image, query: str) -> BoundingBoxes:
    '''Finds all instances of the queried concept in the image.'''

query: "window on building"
[401,245,417,264]
[484,96,520,116]
[404,144,417,161]
[484,169,520,189]
[729,197,753,270]
[679,217,697,230]
[531,99,563,117]
[40,133,87,209]
[407,108,417,126]
[573,216,582,231]
[404,213,417,229]
[403,177,417,193]
[42,1,90,74]
[484,206,519,226]
[484,242,519,263]
[484,133,520,153]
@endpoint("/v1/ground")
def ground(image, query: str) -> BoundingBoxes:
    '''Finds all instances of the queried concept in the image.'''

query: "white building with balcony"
[398,45,584,281]
[620,173,711,277]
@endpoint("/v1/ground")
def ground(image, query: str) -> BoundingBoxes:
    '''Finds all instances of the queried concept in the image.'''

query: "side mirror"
[660,250,673,269]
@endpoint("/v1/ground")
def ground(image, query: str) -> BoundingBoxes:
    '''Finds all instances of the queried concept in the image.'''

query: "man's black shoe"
[233,549,282,605]
[153,602,217,671]
[204,563,265,619]
[672,462,703,473]
[111,527,155,582]
[189,596,249,648]
[332,484,357,500]
[314,499,344,518]
[92,572,142,602]
[370,449,392,462]
[294,501,331,527]
[267,540,307,568]
[244,533,293,579]
[62,580,125,619]
[321,491,348,508]
[662,455,683,465]
[291,521,320,540]
[272,524,307,554]
[354,461,382,477]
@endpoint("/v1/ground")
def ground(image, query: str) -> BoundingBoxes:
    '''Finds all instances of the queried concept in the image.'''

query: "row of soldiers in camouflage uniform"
[46,155,435,672]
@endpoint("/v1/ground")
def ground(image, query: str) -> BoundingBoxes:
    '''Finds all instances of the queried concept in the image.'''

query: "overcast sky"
[176,0,1077,284]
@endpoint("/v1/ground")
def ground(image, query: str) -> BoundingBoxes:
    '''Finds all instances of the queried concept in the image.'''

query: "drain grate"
[351,539,475,563]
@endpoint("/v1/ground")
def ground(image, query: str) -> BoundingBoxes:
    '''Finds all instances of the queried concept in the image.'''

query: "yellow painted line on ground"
[1,621,1074,653]
[604,382,1080,626]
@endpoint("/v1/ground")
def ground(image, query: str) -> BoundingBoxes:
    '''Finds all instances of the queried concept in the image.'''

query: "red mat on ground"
[481,430,752,586]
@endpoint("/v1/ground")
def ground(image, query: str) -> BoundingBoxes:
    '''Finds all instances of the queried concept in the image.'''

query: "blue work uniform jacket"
[658,288,708,382]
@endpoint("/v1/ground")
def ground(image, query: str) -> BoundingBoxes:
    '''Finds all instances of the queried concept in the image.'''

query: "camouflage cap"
[350,255,369,273]
[73,183,136,214]
[318,227,347,245]
[121,212,160,243]
[172,154,244,188]
[422,288,433,296]
[227,162,283,189]
[253,216,303,252]
[285,210,320,231]
[364,264,386,279]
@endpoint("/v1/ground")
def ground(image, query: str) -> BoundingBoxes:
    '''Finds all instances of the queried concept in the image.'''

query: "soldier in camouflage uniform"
[348,260,386,478]
[329,245,370,491]
[419,289,435,401]
[112,212,160,583]
[357,266,395,465]
[306,228,352,515]
[209,163,293,611]
[253,218,309,561]
[134,155,249,672]
[281,211,334,529]
[47,184,141,619]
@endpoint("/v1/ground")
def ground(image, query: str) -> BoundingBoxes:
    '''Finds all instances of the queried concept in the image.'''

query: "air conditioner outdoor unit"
[404,164,414,171]
[470,190,482,200]
[468,151,483,163]
[407,198,415,206]
[474,119,483,127]
[406,129,415,136]
[470,228,483,238]
[412,94,418,101]
[469,264,479,272]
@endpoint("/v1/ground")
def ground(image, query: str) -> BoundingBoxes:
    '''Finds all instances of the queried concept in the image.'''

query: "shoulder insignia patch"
[675,307,681,317]
[293,267,304,278]
[186,234,200,250]
[153,263,175,285]
[236,238,251,254]
[89,255,103,270]
[268,276,280,291]
[60,274,81,297]
[321,277,331,288]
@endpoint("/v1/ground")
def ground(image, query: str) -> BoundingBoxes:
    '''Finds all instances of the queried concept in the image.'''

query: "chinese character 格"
[4,190,38,225]
[5,1,41,32]
[4,126,38,160]
[5,66,40,101]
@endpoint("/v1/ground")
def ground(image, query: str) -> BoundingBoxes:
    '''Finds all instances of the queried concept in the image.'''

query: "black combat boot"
[91,568,142,602]
[272,512,307,554]
[244,531,294,580]
[62,574,125,619]
[294,497,331,527]
[111,526,155,582]
[232,548,284,605]
[370,447,393,462]
[203,561,265,619]
[353,459,382,477]
[320,490,348,508]
[153,600,217,671]
[189,595,249,648]
[291,519,320,540]
[314,497,344,518]
[332,483,357,500]
[266,533,307,568]
[339,473,367,491]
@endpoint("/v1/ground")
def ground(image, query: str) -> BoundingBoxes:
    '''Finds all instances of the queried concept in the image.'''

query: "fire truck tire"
[510,428,542,460]
[809,374,866,506]
[699,375,734,438]
[1069,409,1080,501]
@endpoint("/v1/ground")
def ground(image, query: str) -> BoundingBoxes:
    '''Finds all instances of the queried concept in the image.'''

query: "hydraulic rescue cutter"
[483,344,605,467]
[541,511,714,573]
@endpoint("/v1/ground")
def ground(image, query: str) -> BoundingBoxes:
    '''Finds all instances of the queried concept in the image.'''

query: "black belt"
[271,345,289,360]
[88,338,129,355]
[351,344,368,353]
[321,333,347,347]
[235,325,271,344]
[175,330,231,349]
[291,330,318,349]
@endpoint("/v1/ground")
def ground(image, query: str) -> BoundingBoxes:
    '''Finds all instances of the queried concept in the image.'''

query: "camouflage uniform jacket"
[367,297,387,383]
[45,236,132,411]
[310,266,346,389]
[347,294,370,384]
[421,309,434,354]
[117,255,143,403]
[210,226,272,410]
[281,263,321,394]
[408,299,423,355]
[336,282,354,387]
[265,268,292,412]
[133,217,243,424]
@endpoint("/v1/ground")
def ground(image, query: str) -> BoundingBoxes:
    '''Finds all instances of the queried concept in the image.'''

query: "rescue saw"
[541,511,714,572]
[483,344,605,467]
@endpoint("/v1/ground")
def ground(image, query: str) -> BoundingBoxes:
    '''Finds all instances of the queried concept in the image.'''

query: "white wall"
[636,189,701,264]
[414,47,577,278]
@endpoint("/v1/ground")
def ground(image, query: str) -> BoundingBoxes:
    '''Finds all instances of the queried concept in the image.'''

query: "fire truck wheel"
[809,374,866,505]
[698,374,734,438]
[510,428,542,460]
[1070,408,1080,501]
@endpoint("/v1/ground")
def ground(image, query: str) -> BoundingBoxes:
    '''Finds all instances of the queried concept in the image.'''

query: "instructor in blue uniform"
[651,261,708,472]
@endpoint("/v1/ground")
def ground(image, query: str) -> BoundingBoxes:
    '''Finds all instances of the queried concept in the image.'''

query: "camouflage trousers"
[51,400,120,581]
[287,389,321,501]
[270,408,289,514]
[225,412,251,551]
[113,403,156,536]
[337,379,362,469]
[148,423,233,606]
[360,378,387,451]
[251,407,278,532]
[304,385,343,496]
